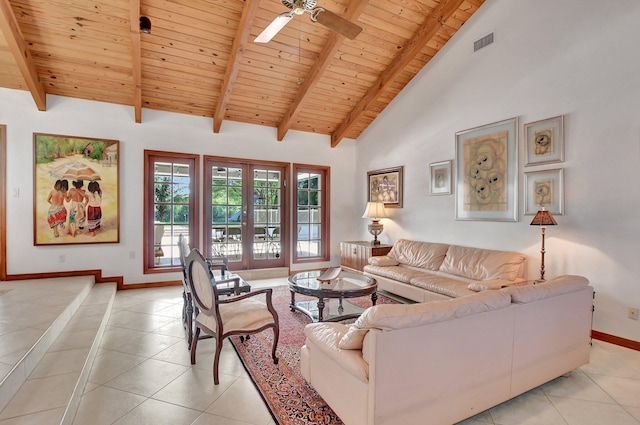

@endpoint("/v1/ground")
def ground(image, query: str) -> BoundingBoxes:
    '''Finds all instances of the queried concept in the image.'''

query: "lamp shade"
[530,209,557,226]
[362,202,387,219]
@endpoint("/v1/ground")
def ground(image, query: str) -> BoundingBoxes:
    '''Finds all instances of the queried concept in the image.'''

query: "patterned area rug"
[230,285,398,425]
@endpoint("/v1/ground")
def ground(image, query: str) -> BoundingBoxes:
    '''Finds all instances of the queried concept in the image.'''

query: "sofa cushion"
[468,278,531,292]
[362,264,429,284]
[353,290,511,331]
[410,275,478,298]
[439,245,526,281]
[367,256,399,266]
[388,239,449,270]
[502,275,589,303]
[304,323,369,382]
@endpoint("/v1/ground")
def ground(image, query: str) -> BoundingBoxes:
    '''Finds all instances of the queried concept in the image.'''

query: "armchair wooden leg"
[190,327,200,365]
[213,337,223,385]
[271,326,279,365]
[185,293,194,348]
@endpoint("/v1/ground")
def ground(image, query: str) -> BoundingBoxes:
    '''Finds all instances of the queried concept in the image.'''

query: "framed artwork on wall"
[524,168,564,215]
[429,160,452,195]
[34,133,120,245]
[524,115,564,166]
[455,117,518,221]
[367,166,403,208]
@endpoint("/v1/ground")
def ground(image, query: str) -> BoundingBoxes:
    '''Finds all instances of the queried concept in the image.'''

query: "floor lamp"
[530,207,557,282]
[362,201,386,245]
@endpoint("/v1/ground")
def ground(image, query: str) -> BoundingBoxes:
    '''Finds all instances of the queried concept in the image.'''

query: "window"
[293,164,329,262]
[144,151,199,273]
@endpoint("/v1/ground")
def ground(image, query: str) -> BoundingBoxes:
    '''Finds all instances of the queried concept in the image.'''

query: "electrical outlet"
[129,251,135,259]
[59,254,66,263]
[629,307,639,320]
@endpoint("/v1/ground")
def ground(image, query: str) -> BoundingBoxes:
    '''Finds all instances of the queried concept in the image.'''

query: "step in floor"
[0,280,116,425]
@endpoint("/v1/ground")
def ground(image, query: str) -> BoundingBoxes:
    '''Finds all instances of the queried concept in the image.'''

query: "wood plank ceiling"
[0,0,484,146]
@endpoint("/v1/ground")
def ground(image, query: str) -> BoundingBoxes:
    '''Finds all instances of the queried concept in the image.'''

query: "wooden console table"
[340,241,392,273]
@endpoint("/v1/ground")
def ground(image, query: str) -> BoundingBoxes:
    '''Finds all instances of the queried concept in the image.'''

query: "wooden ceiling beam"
[0,0,46,110]
[277,0,370,142]
[330,0,466,147]
[129,0,142,123]
[213,0,260,133]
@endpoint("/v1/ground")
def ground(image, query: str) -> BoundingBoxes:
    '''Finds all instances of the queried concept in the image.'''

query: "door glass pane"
[211,166,243,262]
[153,161,190,267]
[253,168,281,260]
[296,171,323,259]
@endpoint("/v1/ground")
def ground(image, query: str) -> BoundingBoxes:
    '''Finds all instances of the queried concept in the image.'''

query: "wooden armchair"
[186,248,279,385]
[178,234,229,347]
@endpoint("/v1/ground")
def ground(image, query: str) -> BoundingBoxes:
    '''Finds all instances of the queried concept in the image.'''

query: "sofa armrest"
[304,323,369,383]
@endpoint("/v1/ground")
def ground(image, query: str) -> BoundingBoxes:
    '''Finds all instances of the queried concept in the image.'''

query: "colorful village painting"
[34,133,119,245]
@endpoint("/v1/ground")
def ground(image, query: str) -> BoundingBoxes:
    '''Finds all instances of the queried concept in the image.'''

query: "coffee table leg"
[317,297,325,322]
[290,291,296,312]
[371,292,378,306]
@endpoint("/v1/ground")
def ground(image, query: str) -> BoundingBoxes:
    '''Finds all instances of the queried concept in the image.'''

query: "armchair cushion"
[196,298,275,334]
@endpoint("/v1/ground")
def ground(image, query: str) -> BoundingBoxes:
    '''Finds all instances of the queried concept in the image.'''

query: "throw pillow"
[338,324,369,350]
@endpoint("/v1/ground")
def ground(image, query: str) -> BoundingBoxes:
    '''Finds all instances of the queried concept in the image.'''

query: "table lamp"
[530,206,557,282]
[362,201,386,245]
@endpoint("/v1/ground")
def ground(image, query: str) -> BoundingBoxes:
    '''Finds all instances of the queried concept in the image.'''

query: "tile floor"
[2,278,640,425]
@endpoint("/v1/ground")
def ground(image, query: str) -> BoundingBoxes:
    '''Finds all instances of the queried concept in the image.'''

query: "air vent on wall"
[474,32,494,52]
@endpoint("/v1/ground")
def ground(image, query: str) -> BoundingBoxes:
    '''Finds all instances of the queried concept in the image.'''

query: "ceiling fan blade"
[255,13,294,43]
[314,9,362,40]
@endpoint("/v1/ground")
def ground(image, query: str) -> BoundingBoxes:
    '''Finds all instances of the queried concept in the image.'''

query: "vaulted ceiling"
[0,0,484,146]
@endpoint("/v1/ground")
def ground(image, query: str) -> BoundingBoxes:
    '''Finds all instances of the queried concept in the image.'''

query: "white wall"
[1,89,358,283]
[356,0,640,342]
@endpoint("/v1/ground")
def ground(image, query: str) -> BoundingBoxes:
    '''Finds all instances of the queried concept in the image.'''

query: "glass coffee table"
[288,269,377,322]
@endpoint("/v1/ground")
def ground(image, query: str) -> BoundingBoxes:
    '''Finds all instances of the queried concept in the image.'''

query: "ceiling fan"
[255,0,362,43]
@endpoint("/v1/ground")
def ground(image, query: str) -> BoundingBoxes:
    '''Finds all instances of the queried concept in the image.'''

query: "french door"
[204,157,288,271]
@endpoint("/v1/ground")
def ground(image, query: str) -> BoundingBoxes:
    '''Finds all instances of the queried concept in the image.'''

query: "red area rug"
[230,285,398,425]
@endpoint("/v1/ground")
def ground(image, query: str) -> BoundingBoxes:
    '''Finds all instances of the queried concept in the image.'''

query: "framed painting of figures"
[33,133,120,245]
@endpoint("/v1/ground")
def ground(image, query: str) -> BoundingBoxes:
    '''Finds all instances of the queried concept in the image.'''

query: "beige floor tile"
[190,412,260,425]
[152,367,236,411]
[152,320,188,339]
[548,395,640,425]
[587,373,640,408]
[455,410,493,424]
[111,398,201,425]
[488,388,566,425]
[0,329,42,359]
[581,343,640,379]
[109,311,176,333]
[205,377,271,425]
[87,350,147,385]
[29,347,91,379]
[103,358,189,397]
[72,386,145,425]
[0,372,80,420]
[624,406,640,422]
[100,327,147,350]
[48,329,98,352]
[112,332,183,358]
[124,300,179,315]
[0,407,65,425]
[540,369,615,403]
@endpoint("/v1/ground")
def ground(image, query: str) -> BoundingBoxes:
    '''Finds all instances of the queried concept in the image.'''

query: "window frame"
[143,150,200,274]
[293,163,330,263]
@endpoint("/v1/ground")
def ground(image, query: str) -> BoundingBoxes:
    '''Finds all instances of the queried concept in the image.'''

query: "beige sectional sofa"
[300,275,594,425]
[363,238,529,302]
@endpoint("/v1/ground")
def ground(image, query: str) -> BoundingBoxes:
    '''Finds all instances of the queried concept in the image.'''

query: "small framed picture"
[524,115,564,166]
[429,160,452,195]
[367,166,403,208]
[524,168,564,215]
